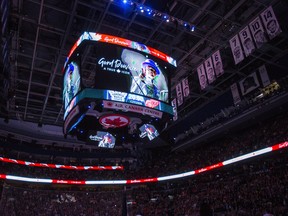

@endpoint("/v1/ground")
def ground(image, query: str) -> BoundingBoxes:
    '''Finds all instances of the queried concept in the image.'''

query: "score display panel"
[63,32,177,145]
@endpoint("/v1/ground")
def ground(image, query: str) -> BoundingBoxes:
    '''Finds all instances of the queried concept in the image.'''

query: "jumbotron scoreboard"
[62,32,177,147]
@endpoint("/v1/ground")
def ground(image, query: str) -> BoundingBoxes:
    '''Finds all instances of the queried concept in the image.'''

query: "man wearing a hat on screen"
[99,133,113,148]
[64,63,76,108]
[131,59,168,101]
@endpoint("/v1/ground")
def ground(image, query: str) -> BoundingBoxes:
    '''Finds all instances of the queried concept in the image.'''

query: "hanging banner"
[212,50,224,77]
[204,57,216,84]
[171,98,178,121]
[249,16,268,49]
[230,83,241,105]
[229,34,245,65]
[258,65,270,87]
[239,26,256,57]
[181,77,190,97]
[176,82,183,106]
[239,72,260,95]
[197,63,208,90]
[260,6,282,40]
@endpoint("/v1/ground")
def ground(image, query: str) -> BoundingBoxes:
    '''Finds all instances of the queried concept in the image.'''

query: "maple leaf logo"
[100,115,130,128]
[104,117,125,127]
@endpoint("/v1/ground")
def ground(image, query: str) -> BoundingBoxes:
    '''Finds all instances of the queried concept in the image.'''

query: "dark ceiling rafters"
[5,0,288,132]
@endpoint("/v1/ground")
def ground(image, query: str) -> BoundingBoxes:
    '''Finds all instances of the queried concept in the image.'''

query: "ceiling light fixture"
[115,0,196,32]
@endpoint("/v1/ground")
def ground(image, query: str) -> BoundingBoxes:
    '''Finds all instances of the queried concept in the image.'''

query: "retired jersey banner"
[230,83,241,105]
[239,72,260,95]
[171,98,178,121]
[249,16,268,48]
[260,6,282,40]
[204,57,216,84]
[212,50,224,77]
[176,82,183,106]
[258,65,270,87]
[239,26,255,57]
[181,77,190,97]
[229,34,245,65]
[197,63,208,90]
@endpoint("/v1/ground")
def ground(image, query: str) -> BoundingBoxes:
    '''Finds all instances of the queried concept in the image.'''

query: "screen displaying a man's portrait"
[63,62,81,109]
[93,42,171,103]
[139,124,159,141]
[98,132,115,148]
[129,58,168,102]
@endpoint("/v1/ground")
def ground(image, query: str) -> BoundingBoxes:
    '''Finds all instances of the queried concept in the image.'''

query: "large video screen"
[63,61,81,109]
[62,33,176,136]
[87,131,116,148]
[92,43,171,103]
[139,124,159,141]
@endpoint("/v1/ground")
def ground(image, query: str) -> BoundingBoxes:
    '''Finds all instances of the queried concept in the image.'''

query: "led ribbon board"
[64,89,173,120]
[0,156,123,170]
[65,32,177,68]
[0,141,287,185]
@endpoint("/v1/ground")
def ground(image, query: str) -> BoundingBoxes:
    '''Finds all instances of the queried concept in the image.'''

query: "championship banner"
[204,57,216,84]
[103,100,163,118]
[212,50,224,77]
[176,82,183,106]
[181,77,190,97]
[230,83,241,105]
[258,65,270,87]
[229,34,245,65]
[171,98,178,121]
[197,63,208,90]
[249,16,268,48]
[239,72,260,95]
[239,26,255,57]
[260,6,282,40]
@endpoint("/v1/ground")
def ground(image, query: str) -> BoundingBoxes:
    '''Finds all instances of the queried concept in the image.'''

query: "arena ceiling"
[1,0,288,144]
